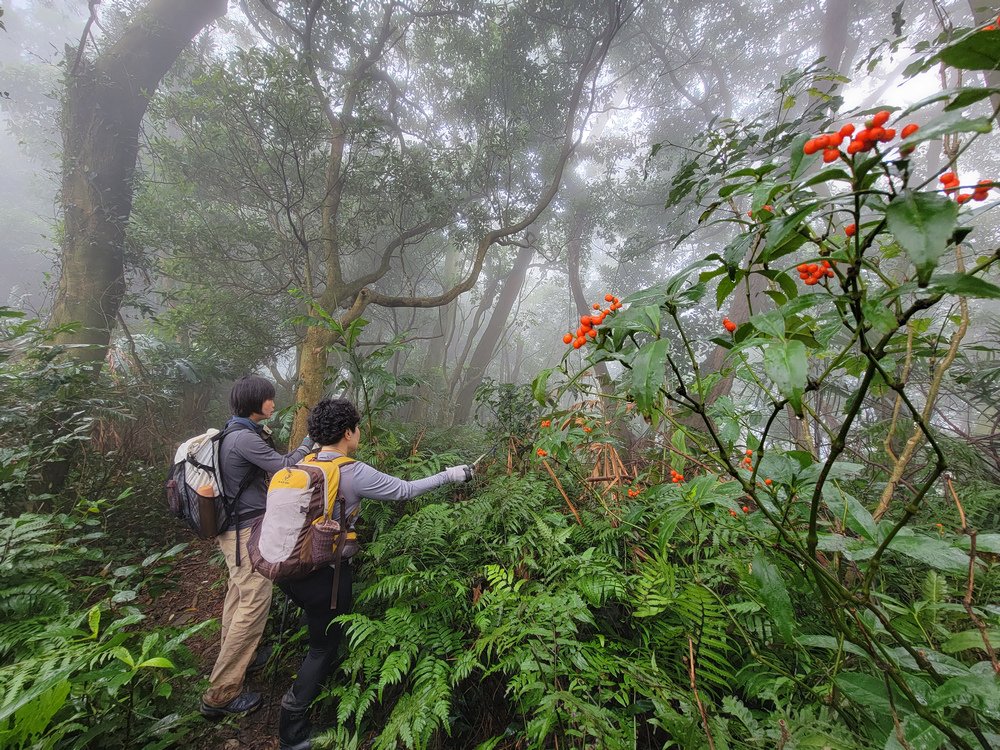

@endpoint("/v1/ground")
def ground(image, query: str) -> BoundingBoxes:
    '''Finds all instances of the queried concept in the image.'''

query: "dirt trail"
[140,537,287,750]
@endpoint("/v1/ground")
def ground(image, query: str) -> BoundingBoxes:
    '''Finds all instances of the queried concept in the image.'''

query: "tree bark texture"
[51,0,227,365]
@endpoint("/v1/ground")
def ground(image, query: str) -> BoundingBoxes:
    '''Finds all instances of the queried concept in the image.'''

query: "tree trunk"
[50,0,227,366]
[453,243,535,423]
[290,323,336,440]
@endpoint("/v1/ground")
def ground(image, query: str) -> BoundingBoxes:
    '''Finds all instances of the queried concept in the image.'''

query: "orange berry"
[723,318,737,333]
[742,505,750,513]
[746,449,753,455]
[901,123,919,138]
[825,268,835,278]
[764,478,773,485]
[803,139,820,155]
[586,329,597,338]
[592,303,600,310]
[871,110,890,127]
[839,123,855,137]
[845,223,856,237]
[822,148,840,163]
[573,338,585,349]
[583,426,592,433]
[580,315,590,324]
[939,172,957,184]
[604,293,613,302]
[563,333,573,344]
[846,140,863,155]
[537,448,547,457]
[880,128,896,142]
[729,509,737,517]
[957,193,972,204]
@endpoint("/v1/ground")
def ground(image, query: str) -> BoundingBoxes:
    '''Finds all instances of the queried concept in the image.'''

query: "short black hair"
[308,398,360,445]
[229,376,276,418]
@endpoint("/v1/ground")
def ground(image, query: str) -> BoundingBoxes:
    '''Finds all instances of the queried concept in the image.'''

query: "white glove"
[444,465,473,483]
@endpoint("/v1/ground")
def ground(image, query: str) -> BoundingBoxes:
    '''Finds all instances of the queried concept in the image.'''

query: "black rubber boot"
[278,704,313,750]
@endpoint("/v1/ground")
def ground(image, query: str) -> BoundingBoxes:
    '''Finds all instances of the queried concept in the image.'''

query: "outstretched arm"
[352,462,470,501]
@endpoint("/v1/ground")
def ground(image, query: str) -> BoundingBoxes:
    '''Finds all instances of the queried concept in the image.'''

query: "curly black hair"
[308,398,361,446]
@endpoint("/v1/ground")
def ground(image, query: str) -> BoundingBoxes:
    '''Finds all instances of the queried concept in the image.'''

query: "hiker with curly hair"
[275,397,472,750]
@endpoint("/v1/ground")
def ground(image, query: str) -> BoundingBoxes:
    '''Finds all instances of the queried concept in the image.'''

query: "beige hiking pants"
[202,528,273,707]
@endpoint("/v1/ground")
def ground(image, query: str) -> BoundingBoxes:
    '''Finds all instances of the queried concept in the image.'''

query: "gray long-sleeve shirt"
[316,450,453,550]
[220,422,310,528]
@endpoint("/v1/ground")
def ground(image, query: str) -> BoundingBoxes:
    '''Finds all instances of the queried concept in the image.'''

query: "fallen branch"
[541,459,582,526]
[948,474,1000,673]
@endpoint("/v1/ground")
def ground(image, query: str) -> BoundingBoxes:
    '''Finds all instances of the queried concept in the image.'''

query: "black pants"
[278,563,353,712]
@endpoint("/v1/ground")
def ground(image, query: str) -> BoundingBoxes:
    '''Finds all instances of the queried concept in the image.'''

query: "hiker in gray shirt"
[200,376,314,719]
[276,397,471,750]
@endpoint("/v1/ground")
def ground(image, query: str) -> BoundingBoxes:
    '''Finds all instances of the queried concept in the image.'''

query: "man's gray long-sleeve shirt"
[315,450,454,556]
[219,423,310,528]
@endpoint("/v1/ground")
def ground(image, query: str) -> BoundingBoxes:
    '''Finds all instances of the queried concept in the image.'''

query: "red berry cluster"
[540,419,551,428]
[669,468,684,483]
[803,112,921,160]
[796,260,834,286]
[741,449,753,468]
[627,486,643,497]
[940,172,994,204]
[562,294,622,349]
[536,448,547,457]
[747,204,773,218]
[722,317,737,333]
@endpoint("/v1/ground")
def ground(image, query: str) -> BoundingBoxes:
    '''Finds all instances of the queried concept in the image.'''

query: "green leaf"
[797,634,871,660]
[862,300,899,336]
[942,629,1000,654]
[764,203,819,253]
[750,309,786,339]
[836,672,892,714]
[630,338,670,414]
[883,716,946,750]
[885,528,970,573]
[929,674,1000,717]
[137,657,175,670]
[763,339,807,411]
[886,191,959,285]
[898,110,992,147]
[944,87,1000,110]
[750,552,796,644]
[112,646,136,669]
[788,133,810,179]
[531,368,553,405]
[957,533,1000,554]
[938,29,1000,71]
[88,605,100,639]
[716,275,737,309]
[928,273,1000,299]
